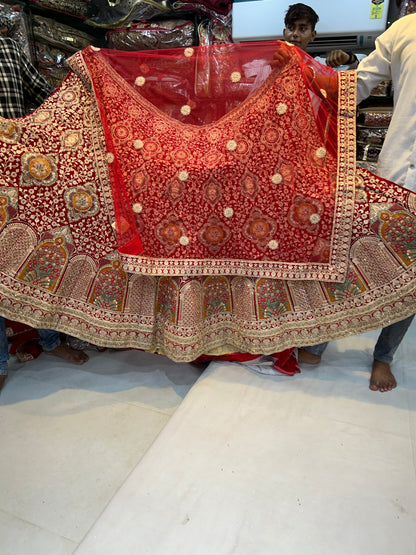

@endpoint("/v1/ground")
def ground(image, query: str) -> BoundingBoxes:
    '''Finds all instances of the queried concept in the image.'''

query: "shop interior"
[0,1,415,553]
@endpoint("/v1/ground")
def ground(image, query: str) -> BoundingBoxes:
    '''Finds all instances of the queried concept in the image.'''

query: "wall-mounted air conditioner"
[232,0,391,53]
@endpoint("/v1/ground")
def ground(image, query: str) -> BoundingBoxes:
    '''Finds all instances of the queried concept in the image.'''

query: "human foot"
[370,359,397,392]
[44,344,89,365]
[297,348,321,365]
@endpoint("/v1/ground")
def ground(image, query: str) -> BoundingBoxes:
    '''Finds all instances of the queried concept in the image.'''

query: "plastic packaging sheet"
[0,2,32,59]
[86,0,172,28]
[29,0,88,19]
[171,0,232,16]
[107,19,195,50]
[32,14,97,87]
[197,13,232,45]
[356,107,393,127]
[356,126,388,146]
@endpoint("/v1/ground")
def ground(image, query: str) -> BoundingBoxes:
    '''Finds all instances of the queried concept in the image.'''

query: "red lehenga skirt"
[0,41,415,361]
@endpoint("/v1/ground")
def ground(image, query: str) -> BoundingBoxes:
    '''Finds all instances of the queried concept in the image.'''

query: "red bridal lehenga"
[0,41,415,362]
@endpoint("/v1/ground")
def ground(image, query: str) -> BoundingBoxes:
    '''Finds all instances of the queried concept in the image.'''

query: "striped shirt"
[0,37,52,118]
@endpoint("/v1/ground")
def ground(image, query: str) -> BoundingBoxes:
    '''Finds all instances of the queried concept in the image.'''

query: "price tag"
[370,0,385,19]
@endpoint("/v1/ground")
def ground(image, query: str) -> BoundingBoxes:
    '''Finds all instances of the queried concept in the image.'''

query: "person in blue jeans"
[0,318,89,390]
[0,37,88,391]
[299,14,416,392]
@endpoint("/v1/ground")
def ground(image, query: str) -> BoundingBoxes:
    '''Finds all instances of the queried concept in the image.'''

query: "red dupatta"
[78,41,354,283]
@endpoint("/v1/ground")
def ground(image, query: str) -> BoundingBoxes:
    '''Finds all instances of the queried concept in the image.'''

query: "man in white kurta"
[300,13,416,391]
[356,13,416,390]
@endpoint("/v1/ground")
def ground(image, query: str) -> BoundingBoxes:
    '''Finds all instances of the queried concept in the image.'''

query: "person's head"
[283,3,319,51]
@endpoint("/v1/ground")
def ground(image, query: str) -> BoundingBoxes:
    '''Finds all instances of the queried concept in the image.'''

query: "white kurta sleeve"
[356,25,395,104]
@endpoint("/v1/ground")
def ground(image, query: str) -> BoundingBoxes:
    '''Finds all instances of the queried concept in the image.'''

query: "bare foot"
[0,375,6,391]
[297,348,321,365]
[16,351,35,363]
[370,359,397,392]
[45,344,89,365]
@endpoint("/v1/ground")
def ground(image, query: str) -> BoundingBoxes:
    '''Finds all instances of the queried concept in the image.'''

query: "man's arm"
[356,25,395,104]
[324,50,366,69]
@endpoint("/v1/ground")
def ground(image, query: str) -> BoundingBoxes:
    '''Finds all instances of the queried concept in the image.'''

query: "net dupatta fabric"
[0,41,415,361]
[78,41,353,282]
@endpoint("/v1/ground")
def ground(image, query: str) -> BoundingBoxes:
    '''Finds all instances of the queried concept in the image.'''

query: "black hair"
[284,3,319,30]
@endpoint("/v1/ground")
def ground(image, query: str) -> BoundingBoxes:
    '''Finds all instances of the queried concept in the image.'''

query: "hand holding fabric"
[271,41,294,69]
[325,49,351,67]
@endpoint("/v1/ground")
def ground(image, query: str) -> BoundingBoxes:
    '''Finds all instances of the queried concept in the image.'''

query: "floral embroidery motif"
[203,177,222,206]
[198,214,231,254]
[156,277,178,322]
[18,236,68,291]
[268,240,278,250]
[235,139,250,155]
[240,171,259,199]
[311,237,330,263]
[257,279,291,319]
[0,118,21,143]
[170,147,189,166]
[243,208,277,249]
[133,139,144,150]
[141,140,161,159]
[231,71,241,82]
[184,47,194,57]
[132,203,143,214]
[111,123,132,144]
[179,235,189,246]
[288,195,323,234]
[374,209,416,266]
[155,215,187,254]
[203,276,231,317]
[33,110,54,124]
[20,152,58,187]
[64,185,100,221]
[135,76,145,86]
[59,89,77,103]
[324,269,367,302]
[262,124,282,147]
[89,260,127,312]
[276,103,288,115]
[224,207,234,218]
[130,169,149,193]
[226,139,237,151]
[316,147,327,159]
[166,178,185,204]
[61,130,83,150]
[204,150,223,169]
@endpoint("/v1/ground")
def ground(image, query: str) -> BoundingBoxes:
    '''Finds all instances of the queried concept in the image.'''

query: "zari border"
[1,268,415,363]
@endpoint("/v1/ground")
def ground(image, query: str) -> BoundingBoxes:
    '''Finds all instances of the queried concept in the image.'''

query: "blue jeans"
[0,316,60,375]
[302,314,415,364]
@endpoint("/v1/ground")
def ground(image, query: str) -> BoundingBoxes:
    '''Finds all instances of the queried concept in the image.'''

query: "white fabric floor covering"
[75,328,416,555]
